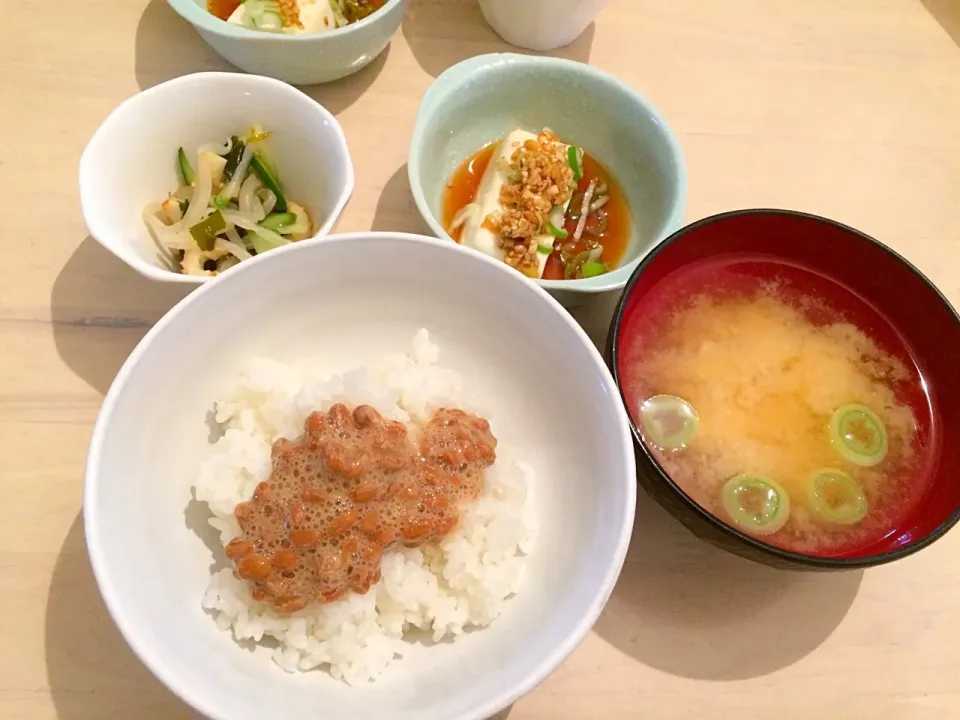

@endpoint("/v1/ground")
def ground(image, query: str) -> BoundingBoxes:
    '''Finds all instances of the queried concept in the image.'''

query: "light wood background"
[3,0,960,718]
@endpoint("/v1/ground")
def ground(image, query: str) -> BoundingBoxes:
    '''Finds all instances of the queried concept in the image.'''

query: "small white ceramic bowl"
[79,72,354,285]
[85,232,636,720]
[167,0,407,85]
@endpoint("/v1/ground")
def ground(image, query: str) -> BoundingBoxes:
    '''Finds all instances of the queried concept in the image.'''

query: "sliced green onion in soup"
[722,474,791,535]
[638,394,700,450]
[829,403,888,467]
[807,468,869,525]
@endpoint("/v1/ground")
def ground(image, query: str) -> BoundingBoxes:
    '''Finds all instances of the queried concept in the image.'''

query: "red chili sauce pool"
[618,256,941,558]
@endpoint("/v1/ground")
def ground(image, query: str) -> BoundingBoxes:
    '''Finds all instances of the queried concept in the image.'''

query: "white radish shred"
[260,189,277,215]
[239,174,265,221]
[221,211,290,248]
[143,204,193,252]
[572,179,597,243]
[219,144,257,204]
[225,227,248,250]
[221,210,268,231]
[590,195,609,213]
[217,236,252,261]
[182,153,219,228]
[197,137,232,157]
[449,202,480,232]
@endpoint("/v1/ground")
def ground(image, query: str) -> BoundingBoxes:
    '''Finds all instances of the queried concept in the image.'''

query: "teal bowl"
[408,53,687,304]
[166,0,406,85]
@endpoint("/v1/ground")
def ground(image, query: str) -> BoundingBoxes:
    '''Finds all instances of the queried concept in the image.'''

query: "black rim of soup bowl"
[606,208,960,571]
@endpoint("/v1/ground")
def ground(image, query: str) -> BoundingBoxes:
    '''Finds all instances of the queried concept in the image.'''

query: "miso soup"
[620,257,940,557]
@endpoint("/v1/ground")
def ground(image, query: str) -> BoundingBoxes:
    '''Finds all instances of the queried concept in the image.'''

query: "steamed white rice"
[194,330,538,684]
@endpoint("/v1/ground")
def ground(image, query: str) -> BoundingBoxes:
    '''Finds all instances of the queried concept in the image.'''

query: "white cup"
[478,0,609,52]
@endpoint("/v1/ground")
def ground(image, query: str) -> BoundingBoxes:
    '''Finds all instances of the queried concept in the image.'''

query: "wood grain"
[2,0,959,718]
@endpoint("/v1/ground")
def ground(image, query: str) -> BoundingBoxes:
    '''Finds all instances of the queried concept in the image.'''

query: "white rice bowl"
[85,233,636,720]
[195,330,538,684]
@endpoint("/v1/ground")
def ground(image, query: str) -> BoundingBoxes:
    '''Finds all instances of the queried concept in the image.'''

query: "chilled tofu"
[228,0,339,34]
[459,129,572,278]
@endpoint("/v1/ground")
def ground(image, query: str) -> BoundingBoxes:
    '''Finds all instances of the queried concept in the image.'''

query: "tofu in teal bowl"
[408,54,687,304]
[167,0,406,85]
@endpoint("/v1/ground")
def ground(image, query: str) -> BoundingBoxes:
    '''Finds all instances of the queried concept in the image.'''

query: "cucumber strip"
[260,212,297,231]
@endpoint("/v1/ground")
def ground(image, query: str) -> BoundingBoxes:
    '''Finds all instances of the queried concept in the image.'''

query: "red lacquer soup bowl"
[606,209,960,570]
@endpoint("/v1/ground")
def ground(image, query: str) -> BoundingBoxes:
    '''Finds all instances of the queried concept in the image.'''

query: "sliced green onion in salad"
[829,403,888,467]
[722,474,791,536]
[807,468,869,525]
[547,222,568,239]
[142,126,311,277]
[537,242,554,255]
[638,394,700,450]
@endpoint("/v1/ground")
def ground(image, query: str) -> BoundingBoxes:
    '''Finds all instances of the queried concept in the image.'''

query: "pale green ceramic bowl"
[166,0,406,85]
[409,54,687,303]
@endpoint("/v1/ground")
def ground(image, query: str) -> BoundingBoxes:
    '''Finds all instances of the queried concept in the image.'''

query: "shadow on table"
[565,291,621,352]
[134,0,388,114]
[922,0,960,48]
[134,0,233,90]
[594,495,863,681]
[50,237,191,395]
[45,514,202,719]
[304,45,392,116]
[402,0,595,78]
[371,164,433,234]
[46,514,516,719]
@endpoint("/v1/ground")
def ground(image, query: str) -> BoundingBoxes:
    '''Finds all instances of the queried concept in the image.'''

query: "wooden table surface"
[4,0,960,718]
